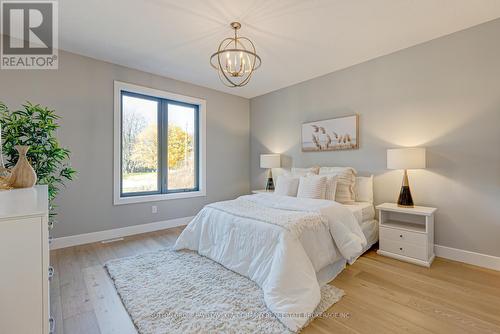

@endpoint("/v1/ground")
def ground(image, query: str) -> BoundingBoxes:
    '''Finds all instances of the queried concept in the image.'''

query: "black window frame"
[120,90,200,198]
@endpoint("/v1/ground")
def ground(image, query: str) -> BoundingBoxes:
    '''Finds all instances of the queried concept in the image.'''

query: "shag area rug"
[105,248,344,334]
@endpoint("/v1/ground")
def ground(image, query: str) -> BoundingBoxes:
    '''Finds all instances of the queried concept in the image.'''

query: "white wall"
[250,19,500,257]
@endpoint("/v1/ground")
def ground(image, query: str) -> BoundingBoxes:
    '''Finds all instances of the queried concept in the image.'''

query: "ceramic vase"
[8,145,37,188]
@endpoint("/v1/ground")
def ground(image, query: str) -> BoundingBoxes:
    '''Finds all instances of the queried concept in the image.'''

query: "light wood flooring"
[50,227,500,334]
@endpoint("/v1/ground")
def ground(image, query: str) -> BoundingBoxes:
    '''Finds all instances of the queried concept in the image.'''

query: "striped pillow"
[297,175,327,199]
[324,175,338,201]
[319,167,357,204]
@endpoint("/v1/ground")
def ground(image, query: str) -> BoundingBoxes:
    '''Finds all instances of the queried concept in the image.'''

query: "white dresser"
[376,203,437,267]
[0,186,52,334]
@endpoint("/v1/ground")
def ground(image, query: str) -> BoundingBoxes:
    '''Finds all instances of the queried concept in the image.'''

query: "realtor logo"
[1,0,58,69]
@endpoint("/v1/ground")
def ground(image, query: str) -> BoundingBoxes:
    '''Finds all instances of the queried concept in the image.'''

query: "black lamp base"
[397,169,414,207]
[397,185,414,207]
[265,168,275,191]
[265,177,275,191]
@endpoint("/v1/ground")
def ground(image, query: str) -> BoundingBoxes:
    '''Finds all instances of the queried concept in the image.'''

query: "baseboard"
[435,244,500,271]
[50,216,193,250]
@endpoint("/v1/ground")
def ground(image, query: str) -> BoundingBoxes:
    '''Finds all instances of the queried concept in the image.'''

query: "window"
[114,81,206,205]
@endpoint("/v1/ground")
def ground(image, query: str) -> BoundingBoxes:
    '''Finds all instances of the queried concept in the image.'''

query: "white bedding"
[174,194,367,332]
[315,218,379,286]
[361,219,379,248]
[301,202,377,271]
[344,201,376,224]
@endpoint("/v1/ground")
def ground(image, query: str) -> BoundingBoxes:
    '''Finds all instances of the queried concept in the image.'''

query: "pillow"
[355,175,374,203]
[324,175,338,201]
[296,175,327,199]
[290,166,319,176]
[274,175,300,196]
[319,167,357,204]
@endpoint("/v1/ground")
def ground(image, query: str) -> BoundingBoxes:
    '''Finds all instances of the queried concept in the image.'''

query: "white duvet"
[173,194,366,332]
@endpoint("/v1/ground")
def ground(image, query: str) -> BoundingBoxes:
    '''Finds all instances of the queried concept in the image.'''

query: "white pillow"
[324,175,338,201]
[297,175,327,199]
[355,175,374,203]
[319,167,357,204]
[290,166,319,176]
[274,175,300,196]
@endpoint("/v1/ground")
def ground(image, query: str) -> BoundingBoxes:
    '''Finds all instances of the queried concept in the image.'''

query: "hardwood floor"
[50,227,500,334]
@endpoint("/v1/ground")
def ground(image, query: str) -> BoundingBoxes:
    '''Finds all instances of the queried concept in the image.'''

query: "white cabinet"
[376,203,437,267]
[0,186,51,334]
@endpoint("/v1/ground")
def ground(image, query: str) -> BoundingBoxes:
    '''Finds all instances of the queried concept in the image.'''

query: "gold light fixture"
[210,22,261,87]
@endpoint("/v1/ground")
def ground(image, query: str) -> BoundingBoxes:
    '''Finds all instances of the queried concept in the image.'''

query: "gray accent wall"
[250,19,500,257]
[0,50,250,238]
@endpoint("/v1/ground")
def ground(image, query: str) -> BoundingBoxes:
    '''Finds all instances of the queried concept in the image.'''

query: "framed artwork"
[302,114,359,152]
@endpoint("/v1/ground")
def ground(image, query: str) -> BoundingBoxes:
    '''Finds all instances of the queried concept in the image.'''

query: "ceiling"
[59,0,500,98]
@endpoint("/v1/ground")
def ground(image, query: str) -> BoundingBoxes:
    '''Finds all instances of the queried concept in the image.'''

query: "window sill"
[114,190,206,205]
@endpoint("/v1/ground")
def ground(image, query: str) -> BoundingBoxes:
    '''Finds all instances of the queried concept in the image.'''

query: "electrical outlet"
[152,205,158,214]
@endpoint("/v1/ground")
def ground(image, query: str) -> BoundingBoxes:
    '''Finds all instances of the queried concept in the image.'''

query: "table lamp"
[260,154,281,191]
[387,147,426,207]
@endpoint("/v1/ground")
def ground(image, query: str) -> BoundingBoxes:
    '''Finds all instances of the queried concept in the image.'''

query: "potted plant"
[0,102,76,221]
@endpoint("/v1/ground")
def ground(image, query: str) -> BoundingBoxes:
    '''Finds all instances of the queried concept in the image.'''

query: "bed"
[316,201,378,285]
[174,188,378,332]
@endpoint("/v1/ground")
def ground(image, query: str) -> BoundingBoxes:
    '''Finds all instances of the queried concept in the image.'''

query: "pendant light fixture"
[210,22,261,87]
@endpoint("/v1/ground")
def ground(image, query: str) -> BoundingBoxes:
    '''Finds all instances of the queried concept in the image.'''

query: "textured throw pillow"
[319,167,357,204]
[355,175,374,203]
[290,166,320,176]
[324,175,338,201]
[296,175,327,199]
[274,175,300,197]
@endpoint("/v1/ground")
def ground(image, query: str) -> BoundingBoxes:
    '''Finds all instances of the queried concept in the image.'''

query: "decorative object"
[302,115,359,151]
[376,203,437,267]
[210,22,262,88]
[319,167,357,204]
[7,145,37,188]
[296,175,328,199]
[0,178,11,190]
[0,102,76,218]
[387,147,426,207]
[260,154,280,191]
[105,248,344,334]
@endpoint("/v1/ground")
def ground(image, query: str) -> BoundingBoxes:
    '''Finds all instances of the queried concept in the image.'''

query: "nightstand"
[376,203,437,267]
[251,189,274,194]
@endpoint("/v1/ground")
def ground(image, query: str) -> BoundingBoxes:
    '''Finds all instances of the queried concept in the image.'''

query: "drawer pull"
[49,236,53,244]
[399,234,403,238]
[48,221,55,230]
[48,266,54,280]
[399,247,403,251]
[49,316,55,333]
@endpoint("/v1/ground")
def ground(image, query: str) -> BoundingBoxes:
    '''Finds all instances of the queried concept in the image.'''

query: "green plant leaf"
[0,101,77,221]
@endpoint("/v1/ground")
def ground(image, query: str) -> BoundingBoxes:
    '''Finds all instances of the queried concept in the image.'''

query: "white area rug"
[105,248,344,334]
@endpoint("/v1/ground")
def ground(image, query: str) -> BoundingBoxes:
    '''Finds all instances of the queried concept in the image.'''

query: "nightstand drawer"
[380,226,427,247]
[379,239,427,261]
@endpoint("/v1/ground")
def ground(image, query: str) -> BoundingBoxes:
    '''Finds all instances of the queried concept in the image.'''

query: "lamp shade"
[387,148,426,170]
[260,154,281,169]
